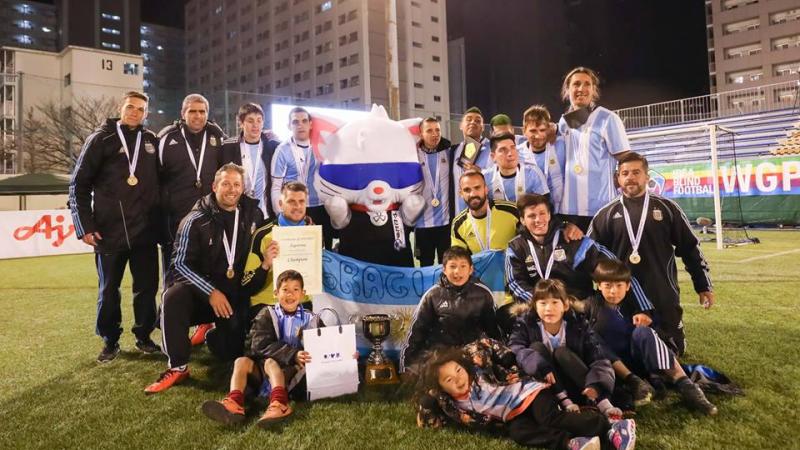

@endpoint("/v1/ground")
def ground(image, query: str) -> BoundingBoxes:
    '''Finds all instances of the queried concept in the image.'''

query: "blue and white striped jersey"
[482,163,549,203]
[558,106,629,217]
[416,148,452,228]
[270,138,320,208]
[518,139,566,214]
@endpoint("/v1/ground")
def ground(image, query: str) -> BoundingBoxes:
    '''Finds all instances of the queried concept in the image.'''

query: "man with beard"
[588,152,713,355]
[452,107,494,212]
[450,171,518,255]
[414,116,454,266]
[145,164,264,394]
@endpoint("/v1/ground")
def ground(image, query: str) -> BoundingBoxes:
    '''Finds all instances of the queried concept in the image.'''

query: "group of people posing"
[68,66,718,449]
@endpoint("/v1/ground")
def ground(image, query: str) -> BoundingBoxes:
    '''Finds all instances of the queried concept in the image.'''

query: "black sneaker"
[677,379,718,416]
[135,338,162,354]
[97,343,120,363]
[625,373,654,406]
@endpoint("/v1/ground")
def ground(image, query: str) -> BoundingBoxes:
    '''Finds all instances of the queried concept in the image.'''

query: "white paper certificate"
[272,225,323,295]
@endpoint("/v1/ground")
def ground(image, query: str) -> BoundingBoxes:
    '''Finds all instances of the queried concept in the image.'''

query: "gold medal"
[195,180,202,189]
[226,268,235,279]
[549,158,556,165]
[574,165,583,174]
[431,198,440,207]
[629,252,641,264]
[127,175,138,186]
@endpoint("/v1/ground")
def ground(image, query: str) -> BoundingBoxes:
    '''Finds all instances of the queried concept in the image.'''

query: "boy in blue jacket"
[585,260,717,415]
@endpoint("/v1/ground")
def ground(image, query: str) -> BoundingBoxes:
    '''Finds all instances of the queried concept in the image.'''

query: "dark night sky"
[143,0,709,117]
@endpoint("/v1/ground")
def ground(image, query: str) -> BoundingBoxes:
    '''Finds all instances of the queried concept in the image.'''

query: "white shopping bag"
[303,308,359,401]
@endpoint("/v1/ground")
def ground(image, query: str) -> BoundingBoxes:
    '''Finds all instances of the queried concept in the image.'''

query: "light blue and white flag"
[313,250,506,357]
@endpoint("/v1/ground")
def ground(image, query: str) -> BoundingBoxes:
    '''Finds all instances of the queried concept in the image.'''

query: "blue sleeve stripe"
[572,237,596,269]
[173,211,215,295]
[505,246,532,302]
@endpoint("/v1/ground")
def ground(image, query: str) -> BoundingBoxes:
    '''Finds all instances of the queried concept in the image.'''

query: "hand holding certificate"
[272,225,323,295]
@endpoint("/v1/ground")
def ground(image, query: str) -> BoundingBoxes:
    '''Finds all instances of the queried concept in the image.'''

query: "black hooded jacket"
[167,193,264,298]
[399,273,500,371]
[69,118,160,252]
[157,120,227,243]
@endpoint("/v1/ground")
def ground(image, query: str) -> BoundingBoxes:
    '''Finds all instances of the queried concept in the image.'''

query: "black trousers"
[530,343,611,402]
[414,225,451,266]
[94,244,159,346]
[508,388,610,450]
[160,282,249,368]
[306,205,335,250]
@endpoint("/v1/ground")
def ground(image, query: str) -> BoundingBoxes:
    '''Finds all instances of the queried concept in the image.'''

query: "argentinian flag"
[313,250,507,357]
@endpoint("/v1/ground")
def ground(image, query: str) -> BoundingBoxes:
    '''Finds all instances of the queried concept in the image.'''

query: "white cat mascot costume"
[311,105,425,266]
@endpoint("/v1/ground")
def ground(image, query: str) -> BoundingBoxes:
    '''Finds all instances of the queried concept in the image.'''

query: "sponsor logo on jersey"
[612,212,623,219]
[168,138,179,146]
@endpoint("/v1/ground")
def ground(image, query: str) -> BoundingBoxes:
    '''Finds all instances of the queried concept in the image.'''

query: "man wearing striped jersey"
[482,132,550,204]
[558,67,631,231]
[452,107,494,212]
[271,107,334,249]
[451,171,519,255]
[520,105,566,212]
[414,117,454,266]
[145,164,264,394]
[506,194,652,313]
[221,103,280,220]
[587,153,713,356]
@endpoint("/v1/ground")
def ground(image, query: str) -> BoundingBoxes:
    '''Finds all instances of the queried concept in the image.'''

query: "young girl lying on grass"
[414,338,636,450]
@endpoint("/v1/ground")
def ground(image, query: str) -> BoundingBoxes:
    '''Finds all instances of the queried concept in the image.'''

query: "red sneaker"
[202,398,245,425]
[190,323,215,346]
[144,368,190,394]
[256,401,293,428]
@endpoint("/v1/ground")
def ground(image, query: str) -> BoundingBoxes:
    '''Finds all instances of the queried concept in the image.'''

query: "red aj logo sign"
[13,214,75,248]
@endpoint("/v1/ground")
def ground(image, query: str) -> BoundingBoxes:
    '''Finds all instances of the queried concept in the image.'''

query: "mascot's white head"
[312,105,423,213]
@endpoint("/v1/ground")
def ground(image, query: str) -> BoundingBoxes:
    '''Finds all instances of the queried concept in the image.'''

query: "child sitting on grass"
[508,279,623,419]
[585,259,717,415]
[201,269,315,428]
[415,338,636,450]
[399,245,501,375]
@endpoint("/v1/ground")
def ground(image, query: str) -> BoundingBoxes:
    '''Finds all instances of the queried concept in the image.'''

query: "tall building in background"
[57,0,142,54]
[0,0,58,52]
[706,0,800,98]
[185,0,450,133]
[140,22,185,130]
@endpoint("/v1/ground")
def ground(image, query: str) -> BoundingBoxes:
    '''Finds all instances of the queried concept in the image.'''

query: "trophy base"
[364,362,399,385]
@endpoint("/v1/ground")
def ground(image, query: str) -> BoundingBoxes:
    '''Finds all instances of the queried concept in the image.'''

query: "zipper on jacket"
[119,201,132,249]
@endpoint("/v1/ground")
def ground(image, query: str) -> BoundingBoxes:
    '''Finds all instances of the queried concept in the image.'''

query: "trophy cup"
[351,313,400,385]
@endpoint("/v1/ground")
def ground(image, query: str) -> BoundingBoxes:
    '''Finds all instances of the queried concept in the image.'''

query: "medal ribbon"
[291,138,310,184]
[620,191,650,258]
[418,148,442,206]
[181,127,207,187]
[469,207,492,251]
[492,165,526,201]
[222,206,240,275]
[116,121,141,180]
[526,232,560,280]
[240,140,264,196]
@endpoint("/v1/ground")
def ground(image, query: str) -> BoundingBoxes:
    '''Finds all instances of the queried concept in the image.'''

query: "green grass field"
[1,230,798,450]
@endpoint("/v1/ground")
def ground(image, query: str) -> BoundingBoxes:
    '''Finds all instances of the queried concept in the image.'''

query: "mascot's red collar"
[350,203,400,212]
